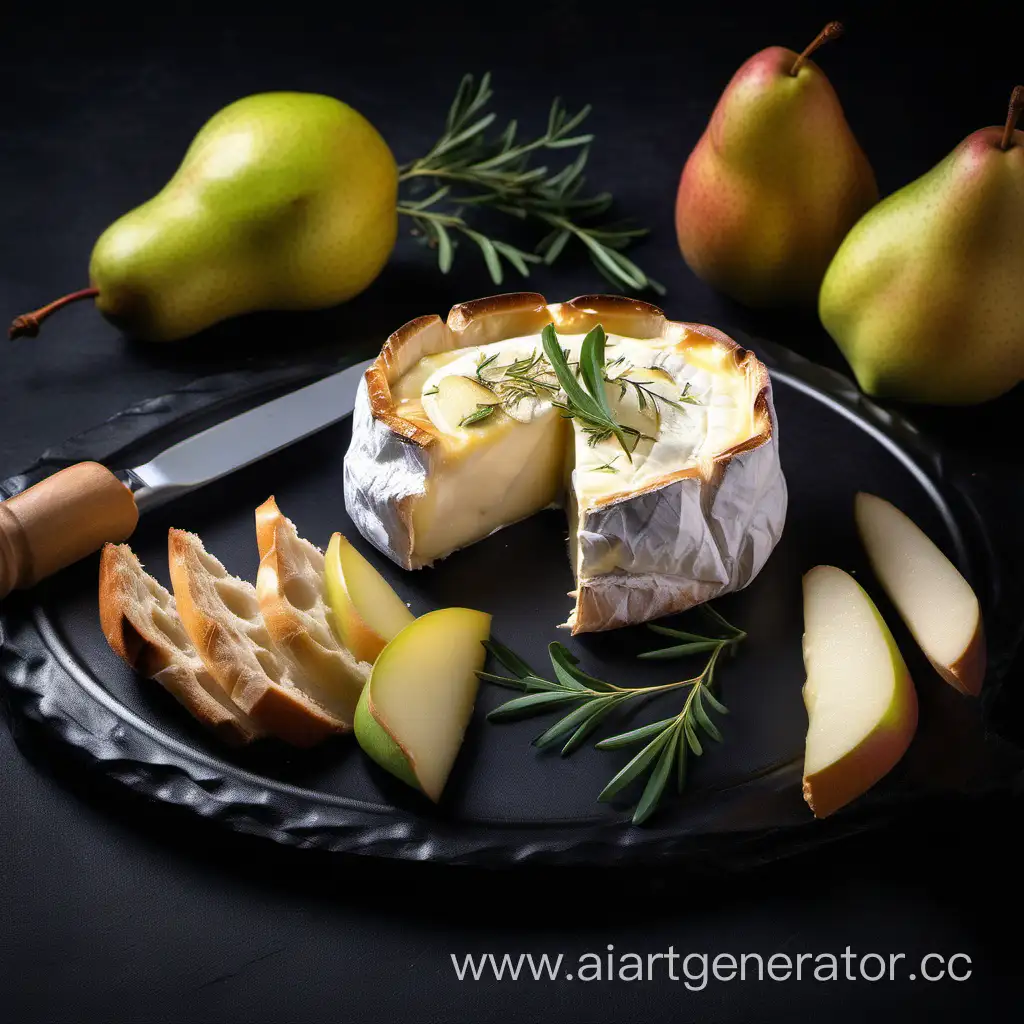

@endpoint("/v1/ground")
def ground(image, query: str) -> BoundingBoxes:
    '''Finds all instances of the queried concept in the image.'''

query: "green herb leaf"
[683,718,703,757]
[483,639,536,679]
[434,220,454,274]
[700,603,747,638]
[475,671,528,691]
[691,689,724,743]
[465,229,504,284]
[533,696,617,750]
[487,691,584,722]
[676,728,689,793]
[541,323,635,459]
[548,642,617,692]
[398,73,660,291]
[539,228,571,265]
[632,729,678,825]
[702,687,729,716]
[647,624,715,642]
[480,602,742,826]
[491,240,540,278]
[541,324,595,416]
[459,403,497,427]
[595,716,681,750]
[579,325,615,422]
[560,698,623,756]
[637,640,724,661]
[598,728,674,802]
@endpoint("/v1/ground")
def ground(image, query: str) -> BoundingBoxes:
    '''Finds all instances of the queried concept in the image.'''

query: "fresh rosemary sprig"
[612,375,686,417]
[482,641,687,757]
[459,403,498,427]
[638,605,747,660]
[475,349,560,415]
[541,323,650,459]
[481,605,747,824]
[398,73,662,293]
[677,383,702,406]
[594,645,729,824]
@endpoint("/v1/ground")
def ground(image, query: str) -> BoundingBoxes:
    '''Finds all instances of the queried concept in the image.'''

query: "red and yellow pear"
[675,22,878,307]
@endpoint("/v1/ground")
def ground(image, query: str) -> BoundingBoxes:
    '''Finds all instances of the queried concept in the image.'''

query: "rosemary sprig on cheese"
[459,403,498,427]
[541,323,649,459]
[476,349,560,413]
[443,325,697,440]
[677,383,701,405]
[480,606,746,825]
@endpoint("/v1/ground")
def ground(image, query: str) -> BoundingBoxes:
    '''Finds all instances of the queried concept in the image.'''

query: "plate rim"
[1,338,1018,867]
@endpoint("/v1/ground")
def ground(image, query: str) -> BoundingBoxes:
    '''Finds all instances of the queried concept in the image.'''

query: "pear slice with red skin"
[855,492,986,696]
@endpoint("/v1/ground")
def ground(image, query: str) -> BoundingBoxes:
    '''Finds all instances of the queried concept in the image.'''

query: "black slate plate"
[2,340,1022,867]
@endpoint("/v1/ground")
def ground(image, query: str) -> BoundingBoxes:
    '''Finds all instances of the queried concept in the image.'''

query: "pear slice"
[429,375,502,433]
[324,532,414,664]
[354,607,491,801]
[802,565,918,818]
[855,493,986,696]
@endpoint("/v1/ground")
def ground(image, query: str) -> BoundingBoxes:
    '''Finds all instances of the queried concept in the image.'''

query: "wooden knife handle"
[0,462,139,599]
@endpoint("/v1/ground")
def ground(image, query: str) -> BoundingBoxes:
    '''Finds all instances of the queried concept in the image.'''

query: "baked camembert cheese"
[345,293,787,633]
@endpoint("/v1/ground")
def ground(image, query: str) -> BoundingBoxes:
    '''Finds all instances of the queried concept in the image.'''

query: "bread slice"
[255,497,370,724]
[168,528,350,747]
[98,543,261,746]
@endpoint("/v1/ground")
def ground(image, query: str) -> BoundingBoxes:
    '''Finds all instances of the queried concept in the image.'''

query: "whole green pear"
[675,23,878,307]
[820,87,1024,404]
[88,92,397,341]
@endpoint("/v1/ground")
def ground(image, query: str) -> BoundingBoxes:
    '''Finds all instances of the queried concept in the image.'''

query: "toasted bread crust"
[167,528,348,747]
[254,497,369,723]
[363,294,775,464]
[98,543,259,746]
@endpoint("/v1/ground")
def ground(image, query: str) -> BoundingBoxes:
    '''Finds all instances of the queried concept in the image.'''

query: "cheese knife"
[0,360,370,599]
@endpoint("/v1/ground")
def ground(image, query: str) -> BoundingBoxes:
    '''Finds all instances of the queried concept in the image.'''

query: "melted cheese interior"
[389,330,754,566]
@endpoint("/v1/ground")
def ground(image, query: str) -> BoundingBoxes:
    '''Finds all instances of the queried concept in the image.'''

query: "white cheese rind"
[571,390,787,631]
[343,377,427,568]
[343,297,788,633]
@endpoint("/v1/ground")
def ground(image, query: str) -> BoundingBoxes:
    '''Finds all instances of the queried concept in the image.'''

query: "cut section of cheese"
[409,406,568,565]
[344,293,788,633]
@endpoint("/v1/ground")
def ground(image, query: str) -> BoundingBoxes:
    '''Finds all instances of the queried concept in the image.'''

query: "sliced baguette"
[255,497,370,723]
[98,543,261,746]
[168,528,350,747]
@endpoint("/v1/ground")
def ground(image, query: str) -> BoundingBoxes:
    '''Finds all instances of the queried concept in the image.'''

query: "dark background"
[2,2,1022,1021]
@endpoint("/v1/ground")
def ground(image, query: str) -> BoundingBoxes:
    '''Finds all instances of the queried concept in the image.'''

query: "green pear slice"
[324,532,414,664]
[855,493,986,696]
[802,565,918,818]
[354,607,491,801]
[429,375,502,433]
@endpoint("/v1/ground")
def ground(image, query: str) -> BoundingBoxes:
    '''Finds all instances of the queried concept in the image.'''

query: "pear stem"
[9,287,99,341]
[1001,86,1024,151]
[790,21,844,76]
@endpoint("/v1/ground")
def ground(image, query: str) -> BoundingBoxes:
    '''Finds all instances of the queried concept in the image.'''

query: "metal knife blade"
[130,360,371,513]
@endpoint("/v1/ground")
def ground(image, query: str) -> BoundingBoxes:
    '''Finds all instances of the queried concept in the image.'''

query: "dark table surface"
[2,3,1022,1021]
